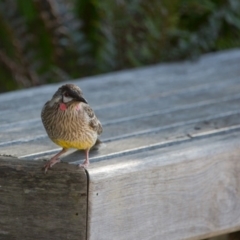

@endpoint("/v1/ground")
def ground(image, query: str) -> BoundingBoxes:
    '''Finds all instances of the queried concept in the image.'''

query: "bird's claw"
[43,158,60,173]
[43,162,51,174]
[78,162,89,169]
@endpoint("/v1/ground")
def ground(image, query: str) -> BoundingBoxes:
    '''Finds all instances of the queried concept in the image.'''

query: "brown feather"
[41,84,103,151]
[83,104,103,135]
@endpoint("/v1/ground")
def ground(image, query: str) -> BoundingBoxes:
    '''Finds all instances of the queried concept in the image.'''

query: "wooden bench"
[1,49,240,240]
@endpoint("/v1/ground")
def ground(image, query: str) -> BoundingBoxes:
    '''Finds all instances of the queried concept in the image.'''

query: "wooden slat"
[0,157,87,240]
[1,86,240,149]
[87,130,240,240]
[10,112,240,164]
[1,96,240,158]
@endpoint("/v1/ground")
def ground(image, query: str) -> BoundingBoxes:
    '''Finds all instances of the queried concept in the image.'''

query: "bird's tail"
[91,138,105,150]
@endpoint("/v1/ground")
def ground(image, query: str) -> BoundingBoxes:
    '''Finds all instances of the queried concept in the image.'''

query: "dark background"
[0,0,240,92]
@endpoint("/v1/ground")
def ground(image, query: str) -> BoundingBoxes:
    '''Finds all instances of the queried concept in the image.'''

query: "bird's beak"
[75,95,88,104]
[67,89,88,104]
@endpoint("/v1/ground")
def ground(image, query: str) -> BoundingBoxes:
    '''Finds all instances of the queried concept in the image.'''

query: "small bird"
[41,83,102,173]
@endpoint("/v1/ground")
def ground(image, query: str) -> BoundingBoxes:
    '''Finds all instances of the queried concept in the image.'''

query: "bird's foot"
[78,161,89,169]
[43,158,60,173]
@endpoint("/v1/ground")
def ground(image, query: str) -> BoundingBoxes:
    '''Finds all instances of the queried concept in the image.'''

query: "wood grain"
[1,94,240,158]
[87,131,240,240]
[0,157,87,240]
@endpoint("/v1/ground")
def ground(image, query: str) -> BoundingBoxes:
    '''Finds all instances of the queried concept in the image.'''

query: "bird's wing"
[83,104,103,135]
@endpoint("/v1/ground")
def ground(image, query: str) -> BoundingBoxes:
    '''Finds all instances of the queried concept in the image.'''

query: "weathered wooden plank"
[2,87,240,150]
[87,130,240,240]
[1,96,240,158]
[1,74,240,127]
[0,157,87,240]
[0,49,239,124]
[16,112,240,164]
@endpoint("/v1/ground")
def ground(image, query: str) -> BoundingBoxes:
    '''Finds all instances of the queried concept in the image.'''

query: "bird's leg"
[78,149,90,168]
[44,148,68,173]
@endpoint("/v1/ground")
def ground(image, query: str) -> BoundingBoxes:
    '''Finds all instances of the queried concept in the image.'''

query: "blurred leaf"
[0,0,240,92]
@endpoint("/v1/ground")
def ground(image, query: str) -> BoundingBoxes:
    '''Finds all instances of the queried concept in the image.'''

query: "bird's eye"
[64,92,69,97]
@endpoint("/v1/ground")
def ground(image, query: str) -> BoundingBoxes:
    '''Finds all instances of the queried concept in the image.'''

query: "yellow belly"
[53,139,93,150]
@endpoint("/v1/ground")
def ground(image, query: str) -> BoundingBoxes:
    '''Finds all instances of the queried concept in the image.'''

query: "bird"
[41,83,103,173]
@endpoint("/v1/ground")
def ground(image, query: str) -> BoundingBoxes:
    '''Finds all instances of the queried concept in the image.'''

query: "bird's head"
[52,84,88,105]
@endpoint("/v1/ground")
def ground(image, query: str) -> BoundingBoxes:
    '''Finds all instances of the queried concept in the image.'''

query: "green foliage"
[0,0,240,92]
